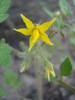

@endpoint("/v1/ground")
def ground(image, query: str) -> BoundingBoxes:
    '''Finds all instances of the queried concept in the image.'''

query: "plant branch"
[56,79,75,94]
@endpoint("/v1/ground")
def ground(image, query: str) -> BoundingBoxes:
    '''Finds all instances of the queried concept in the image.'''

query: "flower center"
[34,24,39,29]
[31,24,39,34]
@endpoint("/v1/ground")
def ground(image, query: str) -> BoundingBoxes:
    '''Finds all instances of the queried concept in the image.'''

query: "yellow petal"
[39,17,56,32]
[40,32,53,46]
[20,14,34,29]
[29,29,39,51]
[14,28,31,36]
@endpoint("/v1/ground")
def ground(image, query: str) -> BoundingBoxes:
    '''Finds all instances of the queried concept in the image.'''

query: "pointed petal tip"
[13,28,16,31]
[28,48,31,52]
[20,13,23,17]
[54,17,56,21]
[49,42,54,46]
[20,14,26,19]
[54,17,56,20]
[52,17,56,23]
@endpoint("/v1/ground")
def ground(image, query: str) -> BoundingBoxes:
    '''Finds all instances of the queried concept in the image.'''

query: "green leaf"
[0,0,10,23]
[0,14,8,23]
[0,87,5,97]
[59,0,71,16]
[0,0,10,13]
[60,57,72,76]
[0,39,11,68]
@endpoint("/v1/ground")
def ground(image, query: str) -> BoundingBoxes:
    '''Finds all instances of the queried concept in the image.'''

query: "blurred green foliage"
[0,0,23,97]
[59,0,71,16]
[0,0,10,23]
[0,39,22,97]
[69,24,75,45]
[3,69,22,89]
[0,39,11,68]
[0,87,5,97]
[42,7,54,18]
[72,0,75,6]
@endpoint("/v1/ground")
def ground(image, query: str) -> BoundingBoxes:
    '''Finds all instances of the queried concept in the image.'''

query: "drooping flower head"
[14,14,56,51]
[45,63,55,81]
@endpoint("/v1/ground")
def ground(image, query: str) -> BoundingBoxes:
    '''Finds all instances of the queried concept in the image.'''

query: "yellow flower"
[14,14,56,51]
[45,63,55,81]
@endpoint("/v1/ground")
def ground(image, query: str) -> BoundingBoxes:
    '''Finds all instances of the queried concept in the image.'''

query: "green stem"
[33,57,43,100]
[56,79,75,94]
